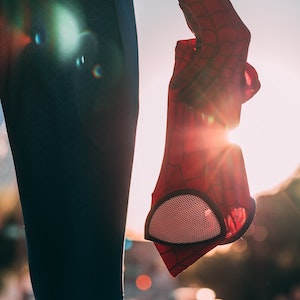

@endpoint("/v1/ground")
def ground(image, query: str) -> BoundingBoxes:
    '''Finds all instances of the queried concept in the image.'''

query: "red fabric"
[144,0,260,277]
[171,0,260,128]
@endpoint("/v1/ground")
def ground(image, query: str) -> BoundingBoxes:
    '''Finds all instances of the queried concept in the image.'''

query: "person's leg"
[0,0,138,299]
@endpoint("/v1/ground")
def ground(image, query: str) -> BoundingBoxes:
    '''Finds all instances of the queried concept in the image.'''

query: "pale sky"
[126,0,300,238]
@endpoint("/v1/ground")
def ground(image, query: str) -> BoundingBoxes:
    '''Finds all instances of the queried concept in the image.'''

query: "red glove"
[145,0,260,277]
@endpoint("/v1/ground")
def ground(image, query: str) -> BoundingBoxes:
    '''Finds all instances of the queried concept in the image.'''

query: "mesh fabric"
[148,193,221,244]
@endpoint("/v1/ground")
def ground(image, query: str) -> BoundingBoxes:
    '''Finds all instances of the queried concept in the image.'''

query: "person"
[0,1,139,299]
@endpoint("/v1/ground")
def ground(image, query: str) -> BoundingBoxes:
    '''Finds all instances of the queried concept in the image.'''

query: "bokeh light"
[196,288,216,300]
[205,244,232,257]
[232,238,248,253]
[135,274,152,291]
[252,225,268,242]
[172,287,199,299]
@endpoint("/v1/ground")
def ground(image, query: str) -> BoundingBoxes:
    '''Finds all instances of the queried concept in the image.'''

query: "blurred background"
[1,0,300,299]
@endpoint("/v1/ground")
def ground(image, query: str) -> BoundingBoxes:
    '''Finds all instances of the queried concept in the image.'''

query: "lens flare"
[227,126,242,145]
[76,55,85,67]
[196,288,216,300]
[52,3,81,59]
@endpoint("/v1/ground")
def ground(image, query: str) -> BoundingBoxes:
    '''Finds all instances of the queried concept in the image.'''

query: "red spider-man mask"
[145,0,260,277]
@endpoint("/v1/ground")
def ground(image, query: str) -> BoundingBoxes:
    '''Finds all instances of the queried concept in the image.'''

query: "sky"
[126,0,300,238]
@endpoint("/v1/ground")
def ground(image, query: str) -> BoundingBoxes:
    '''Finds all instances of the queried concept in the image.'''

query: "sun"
[227,125,243,146]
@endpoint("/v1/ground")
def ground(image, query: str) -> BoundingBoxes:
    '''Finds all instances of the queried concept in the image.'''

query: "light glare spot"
[34,33,43,45]
[53,4,80,58]
[196,288,216,300]
[76,55,85,67]
[207,115,215,124]
[227,126,241,145]
[92,64,103,79]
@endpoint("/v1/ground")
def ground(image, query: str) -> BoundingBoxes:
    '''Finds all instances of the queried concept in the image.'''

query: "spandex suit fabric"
[145,0,260,277]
